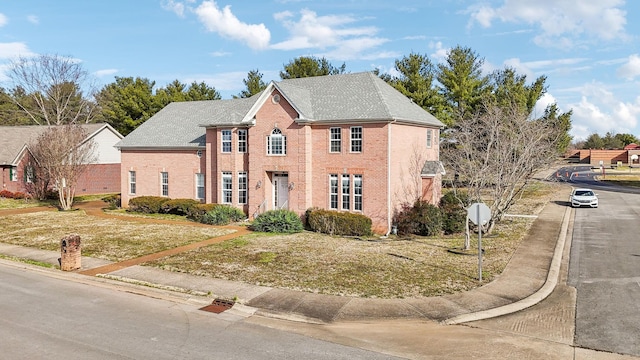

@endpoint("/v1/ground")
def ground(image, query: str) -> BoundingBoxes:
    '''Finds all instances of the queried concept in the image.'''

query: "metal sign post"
[467,202,491,282]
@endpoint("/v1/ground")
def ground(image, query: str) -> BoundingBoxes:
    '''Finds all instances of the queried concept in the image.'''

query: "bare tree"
[29,125,97,210]
[395,143,428,206]
[442,100,563,235]
[7,54,98,125]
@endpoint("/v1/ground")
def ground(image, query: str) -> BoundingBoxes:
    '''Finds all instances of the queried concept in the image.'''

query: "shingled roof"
[117,72,444,149]
[0,123,109,166]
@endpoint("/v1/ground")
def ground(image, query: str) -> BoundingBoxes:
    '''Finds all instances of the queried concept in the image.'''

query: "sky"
[1,0,639,141]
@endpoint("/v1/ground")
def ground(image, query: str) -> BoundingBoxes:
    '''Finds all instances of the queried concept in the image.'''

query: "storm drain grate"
[199,298,235,314]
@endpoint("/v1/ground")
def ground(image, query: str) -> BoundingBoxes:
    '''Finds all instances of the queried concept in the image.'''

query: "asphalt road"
[568,182,640,356]
[0,262,400,360]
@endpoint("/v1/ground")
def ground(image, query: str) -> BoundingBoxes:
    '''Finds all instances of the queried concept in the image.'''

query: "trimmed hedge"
[0,190,28,199]
[127,196,169,214]
[307,209,372,236]
[161,198,200,216]
[186,203,220,222]
[251,209,304,233]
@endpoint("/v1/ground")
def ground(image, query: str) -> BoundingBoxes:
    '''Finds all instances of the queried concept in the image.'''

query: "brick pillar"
[60,234,81,271]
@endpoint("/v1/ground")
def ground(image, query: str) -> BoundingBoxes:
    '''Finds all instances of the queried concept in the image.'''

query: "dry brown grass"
[0,210,232,262]
[0,181,565,298]
[149,181,565,298]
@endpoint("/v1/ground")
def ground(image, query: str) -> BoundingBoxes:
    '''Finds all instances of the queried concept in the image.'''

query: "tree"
[236,69,267,98]
[95,77,161,135]
[380,53,445,120]
[156,80,221,106]
[280,56,346,79]
[442,100,566,235]
[488,67,547,115]
[437,46,490,124]
[7,54,98,125]
[28,124,97,210]
[615,133,639,147]
[0,87,32,125]
[582,133,605,149]
[184,81,221,101]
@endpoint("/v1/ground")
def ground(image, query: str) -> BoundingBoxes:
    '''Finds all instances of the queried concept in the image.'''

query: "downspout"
[385,120,396,236]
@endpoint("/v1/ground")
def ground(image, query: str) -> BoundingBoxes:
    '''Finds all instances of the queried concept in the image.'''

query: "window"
[161,172,168,197]
[238,172,247,204]
[25,165,34,184]
[222,172,232,204]
[267,128,286,155]
[9,167,17,182]
[354,175,363,211]
[238,129,247,153]
[330,127,341,153]
[329,174,338,209]
[221,130,232,153]
[129,171,136,195]
[196,173,205,200]
[426,129,432,148]
[350,126,362,152]
[341,174,350,210]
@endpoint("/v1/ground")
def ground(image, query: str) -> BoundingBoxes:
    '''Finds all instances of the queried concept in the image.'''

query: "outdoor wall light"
[256,180,262,189]
[288,182,295,191]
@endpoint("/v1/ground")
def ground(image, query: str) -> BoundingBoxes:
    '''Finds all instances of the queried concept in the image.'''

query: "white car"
[570,188,598,208]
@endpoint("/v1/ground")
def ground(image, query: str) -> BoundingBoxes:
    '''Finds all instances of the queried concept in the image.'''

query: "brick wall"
[76,163,121,195]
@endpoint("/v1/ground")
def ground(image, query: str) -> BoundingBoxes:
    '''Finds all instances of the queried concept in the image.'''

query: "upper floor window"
[160,172,169,197]
[330,127,341,153]
[350,126,362,153]
[238,129,247,153]
[221,129,232,153]
[426,129,432,148]
[267,128,286,155]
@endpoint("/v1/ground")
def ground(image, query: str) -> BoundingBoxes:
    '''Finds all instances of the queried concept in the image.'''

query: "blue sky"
[1,0,639,141]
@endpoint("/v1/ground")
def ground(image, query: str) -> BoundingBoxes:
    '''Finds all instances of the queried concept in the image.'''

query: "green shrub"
[394,200,443,236]
[127,196,169,214]
[439,191,469,234]
[102,194,121,210]
[161,198,199,216]
[307,209,372,236]
[200,205,246,225]
[251,209,304,233]
[186,203,218,222]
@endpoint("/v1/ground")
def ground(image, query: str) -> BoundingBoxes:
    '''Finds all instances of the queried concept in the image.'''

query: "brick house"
[116,72,445,233]
[0,123,123,195]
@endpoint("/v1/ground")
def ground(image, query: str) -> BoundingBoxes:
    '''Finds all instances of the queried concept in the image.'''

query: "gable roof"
[0,123,120,166]
[117,72,444,150]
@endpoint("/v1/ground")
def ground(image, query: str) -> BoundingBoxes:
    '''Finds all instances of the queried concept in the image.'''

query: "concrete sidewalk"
[0,190,570,326]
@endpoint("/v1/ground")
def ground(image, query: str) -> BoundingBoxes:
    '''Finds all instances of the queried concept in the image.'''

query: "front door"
[272,173,289,209]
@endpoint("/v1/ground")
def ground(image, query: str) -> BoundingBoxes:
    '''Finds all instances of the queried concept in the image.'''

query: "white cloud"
[209,51,231,57]
[468,0,628,48]
[567,82,640,140]
[0,13,7,27]
[616,54,640,80]
[27,15,39,24]
[428,41,448,62]
[161,0,187,17]
[271,8,388,61]
[0,42,36,59]
[94,69,118,78]
[195,1,270,50]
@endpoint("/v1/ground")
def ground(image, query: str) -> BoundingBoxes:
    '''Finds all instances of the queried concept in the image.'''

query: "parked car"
[570,188,598,208]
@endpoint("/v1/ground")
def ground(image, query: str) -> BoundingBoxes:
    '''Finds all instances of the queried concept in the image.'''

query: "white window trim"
[195,173,205,200]
[129,170,136,195]
[330,127,341,153]
[267,128,286,156]
[426,129,432,148]
[238,129,247,153]
[329,174,339,210]
[222,172,232,204]
[238,172,247,204]
[354,174,363,211]
[221,129,232,153]
[160,172,169,197]
[350,126,362,153]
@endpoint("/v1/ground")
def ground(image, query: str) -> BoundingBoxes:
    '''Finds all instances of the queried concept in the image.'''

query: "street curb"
[442,205,571,325]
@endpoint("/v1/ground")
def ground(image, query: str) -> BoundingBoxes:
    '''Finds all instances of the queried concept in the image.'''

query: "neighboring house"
[0,123,123,195]
[566,148,640,166]
[116,72,445,233]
